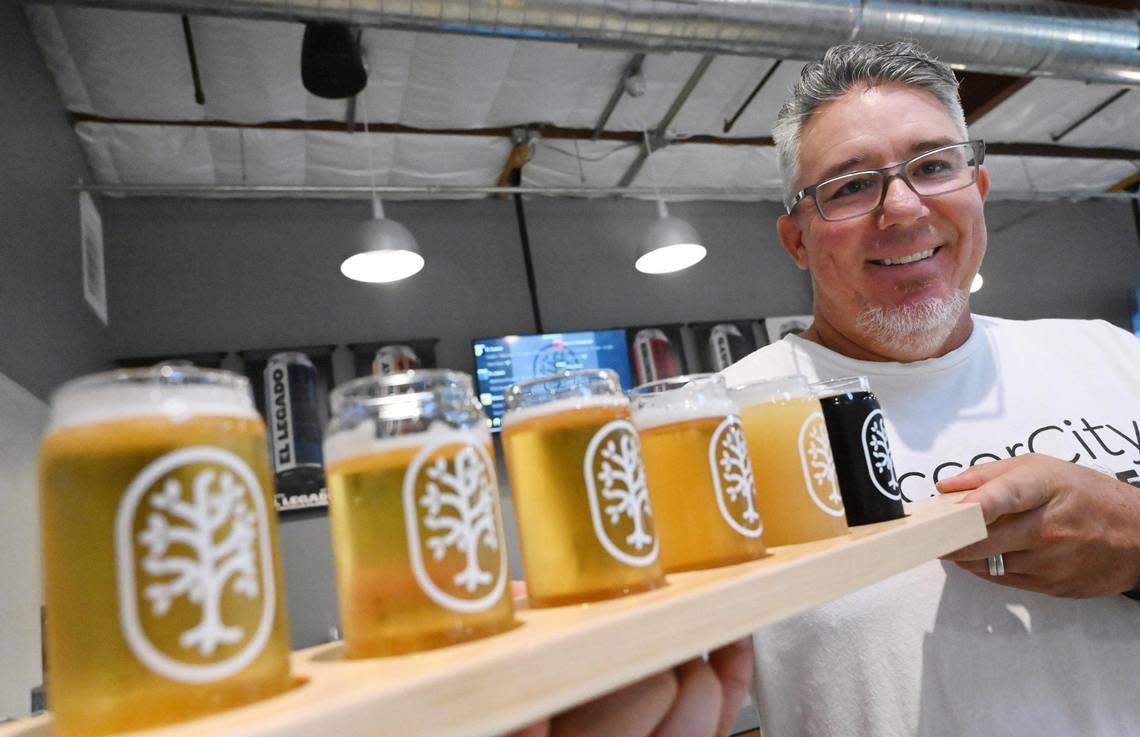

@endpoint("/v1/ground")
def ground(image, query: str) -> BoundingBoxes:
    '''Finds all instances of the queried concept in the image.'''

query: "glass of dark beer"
[811,376,906,526]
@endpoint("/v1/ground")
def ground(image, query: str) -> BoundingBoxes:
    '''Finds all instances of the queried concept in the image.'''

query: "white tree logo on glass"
[404,434,507,613]
[709,416,763,538]
[584,419,659,567]
[115,447,276,683]
[861,409,902,501]
[798,412,845,517]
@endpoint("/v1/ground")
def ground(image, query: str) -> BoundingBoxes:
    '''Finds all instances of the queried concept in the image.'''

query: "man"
[514,40,1140,737]
[719,40,1140,736]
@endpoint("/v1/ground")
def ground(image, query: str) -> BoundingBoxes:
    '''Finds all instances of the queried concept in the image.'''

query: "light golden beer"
[324,371,515,658]
[634,402,765,571]
[38,370,291,737]
[503,372,664,607]
[734,377,848,546]
[324,431,514,657]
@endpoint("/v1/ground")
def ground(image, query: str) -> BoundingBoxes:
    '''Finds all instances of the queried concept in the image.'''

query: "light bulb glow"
[970,272,984,293]
[340,249,425,283]
[635,243,707,274]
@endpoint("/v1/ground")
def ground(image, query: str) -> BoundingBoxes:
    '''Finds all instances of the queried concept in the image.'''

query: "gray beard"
[854,289,968,357]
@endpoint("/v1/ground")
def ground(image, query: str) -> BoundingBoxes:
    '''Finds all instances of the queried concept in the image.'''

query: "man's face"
[778,82,990,360]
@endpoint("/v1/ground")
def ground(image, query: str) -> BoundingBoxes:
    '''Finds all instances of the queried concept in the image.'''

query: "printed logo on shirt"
[896,416,1140,501]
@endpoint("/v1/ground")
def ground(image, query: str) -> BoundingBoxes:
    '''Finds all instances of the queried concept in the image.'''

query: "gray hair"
[773,41,968,206]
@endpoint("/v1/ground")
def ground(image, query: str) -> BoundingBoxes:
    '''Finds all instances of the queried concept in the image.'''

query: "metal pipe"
[29,0,1140,85]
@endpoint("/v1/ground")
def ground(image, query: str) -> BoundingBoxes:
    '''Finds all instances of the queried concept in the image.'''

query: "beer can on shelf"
[708,324,750,372]
[632,328,681,385]
[373,344,422,376]
[264,352,326,506]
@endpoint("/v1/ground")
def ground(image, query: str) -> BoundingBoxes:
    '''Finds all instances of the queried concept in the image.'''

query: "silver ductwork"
[28,0,1140,85]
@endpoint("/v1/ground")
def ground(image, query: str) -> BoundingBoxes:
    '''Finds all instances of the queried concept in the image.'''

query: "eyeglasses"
[786,140,985,222]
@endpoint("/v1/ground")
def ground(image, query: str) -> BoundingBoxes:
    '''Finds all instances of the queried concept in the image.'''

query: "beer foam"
[499,394,629,429]
[47,383,260,432]
[323,420,490,467]
[631,396,739,431]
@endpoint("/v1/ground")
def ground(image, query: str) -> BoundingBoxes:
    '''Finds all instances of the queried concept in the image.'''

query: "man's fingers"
[707,638,755,737]
[550,670,677,737]
[935,458,1021,493]
[963,472,1053,524]
[506,722,550,737]
[941,508,1042,561]
[649,660,722,737]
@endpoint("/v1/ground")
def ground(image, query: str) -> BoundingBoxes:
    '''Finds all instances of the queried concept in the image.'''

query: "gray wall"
[0,5,113,718]
[973,201,1140,322]
[0,3,111,399]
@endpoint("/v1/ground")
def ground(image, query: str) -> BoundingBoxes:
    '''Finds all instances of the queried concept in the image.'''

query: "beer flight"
[36,364,905,735]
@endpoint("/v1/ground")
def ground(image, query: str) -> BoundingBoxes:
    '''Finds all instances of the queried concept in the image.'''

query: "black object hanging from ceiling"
[301,23,367,99]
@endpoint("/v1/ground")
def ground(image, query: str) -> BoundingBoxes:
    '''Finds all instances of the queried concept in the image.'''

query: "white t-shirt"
[722,315,1140,737]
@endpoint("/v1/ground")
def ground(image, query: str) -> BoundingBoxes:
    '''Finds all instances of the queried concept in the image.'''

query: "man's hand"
[506,637,754,737]
[937,453,1140,598]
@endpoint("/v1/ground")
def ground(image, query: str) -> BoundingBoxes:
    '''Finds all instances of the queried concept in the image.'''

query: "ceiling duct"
[28,0,1140,85]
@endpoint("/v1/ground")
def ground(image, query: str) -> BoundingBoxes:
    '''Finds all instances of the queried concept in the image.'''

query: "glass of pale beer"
[38,366,292,737]
[731,375,848,546]
[630,374,765,572]
[324,370,515,658]
[501,369,664,606]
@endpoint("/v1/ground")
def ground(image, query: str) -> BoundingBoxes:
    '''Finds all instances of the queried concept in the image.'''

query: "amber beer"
[502,369,664,606]
[631,374,765,572]
[324,371,514,658]
[731,375,848,546]
[38,367,291,737]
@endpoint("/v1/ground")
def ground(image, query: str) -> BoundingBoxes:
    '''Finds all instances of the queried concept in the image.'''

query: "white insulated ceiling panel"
[24,4,1140,202]
[522,139,642,188]
[74,123,511,195]
[625,144,784,200]
[970,79,1140,149]
[982,155,1138,198]
[482,41,628,128]
[668,58,806,138]
[26,5,204,120]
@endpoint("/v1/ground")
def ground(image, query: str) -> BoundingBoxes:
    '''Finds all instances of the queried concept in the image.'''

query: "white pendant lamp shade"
[635,211,707,275]
[341,198,424,283]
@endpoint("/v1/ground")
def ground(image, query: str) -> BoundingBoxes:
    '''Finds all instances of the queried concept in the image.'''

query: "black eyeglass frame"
[785,140,986,221]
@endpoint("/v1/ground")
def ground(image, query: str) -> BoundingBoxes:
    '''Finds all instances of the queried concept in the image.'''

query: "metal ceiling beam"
[723,60,781,134]
[71,183,1140,202]
[67,113,1140,161]
[1050,89,1131,141]
[617,54,714,188]
[29,0,1140,85]
[592,53,644,141]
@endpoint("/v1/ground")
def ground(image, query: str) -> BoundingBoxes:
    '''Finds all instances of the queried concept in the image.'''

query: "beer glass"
[324,370,515,658]
[630,374,765,572]
[731,375,848,546]
[501,369,664,606]
[38,366,292,737]
[811,377,906,526]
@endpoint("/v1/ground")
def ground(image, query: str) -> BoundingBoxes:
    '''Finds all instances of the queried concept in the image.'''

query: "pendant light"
[340,55,424,284]
[634,128,706,275]
[341,195,424,283]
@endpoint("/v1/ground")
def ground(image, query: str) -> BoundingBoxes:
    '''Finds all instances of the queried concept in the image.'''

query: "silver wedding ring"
[987,553,1005,577]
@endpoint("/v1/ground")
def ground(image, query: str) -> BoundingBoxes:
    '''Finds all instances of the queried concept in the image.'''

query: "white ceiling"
[23,4,1140,201]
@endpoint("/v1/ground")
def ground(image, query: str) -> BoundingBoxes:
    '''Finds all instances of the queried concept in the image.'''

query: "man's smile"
[869,245,942,267]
